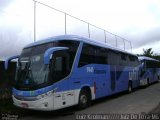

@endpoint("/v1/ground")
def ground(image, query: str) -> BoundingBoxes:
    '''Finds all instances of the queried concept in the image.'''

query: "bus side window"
[94,47,108,64]
[108,51,119,65]
[78,43,108,67]
[78,43,95,67]
[120,53,128,66]
[129,55,138,67]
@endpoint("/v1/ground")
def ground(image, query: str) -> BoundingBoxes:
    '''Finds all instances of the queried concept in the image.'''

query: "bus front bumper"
[12,95,54,111]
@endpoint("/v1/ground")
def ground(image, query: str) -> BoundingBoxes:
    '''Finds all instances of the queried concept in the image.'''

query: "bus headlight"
[37,90,55,100]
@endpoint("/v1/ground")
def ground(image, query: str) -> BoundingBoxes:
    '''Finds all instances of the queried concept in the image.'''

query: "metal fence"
[33,0,132,52]
[0,0,132,54]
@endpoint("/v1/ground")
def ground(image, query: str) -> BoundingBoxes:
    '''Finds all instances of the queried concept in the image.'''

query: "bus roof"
[24,35,136,56]
[138,56,159,62]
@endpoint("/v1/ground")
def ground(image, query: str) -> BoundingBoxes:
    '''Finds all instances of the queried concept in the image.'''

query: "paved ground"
[19,82,160,120]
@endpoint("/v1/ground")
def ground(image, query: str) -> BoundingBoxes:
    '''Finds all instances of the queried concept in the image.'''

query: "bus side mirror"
[5,55,20,70]
[44,47,69,65]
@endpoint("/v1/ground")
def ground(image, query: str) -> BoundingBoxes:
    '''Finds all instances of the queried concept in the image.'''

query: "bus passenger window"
[78,43,95,67]
[129,55,138,67]
[95,47,108,64]
[108,51,119,65]
[121,54,127,61]
[78,43,108,67]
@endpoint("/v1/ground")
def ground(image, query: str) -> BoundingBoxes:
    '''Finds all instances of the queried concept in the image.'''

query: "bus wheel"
[128,82,132,93]
[78,89,91,109]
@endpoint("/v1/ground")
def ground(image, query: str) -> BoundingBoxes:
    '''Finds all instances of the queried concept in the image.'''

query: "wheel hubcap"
[80,95,87,104]
[129,86,132,92]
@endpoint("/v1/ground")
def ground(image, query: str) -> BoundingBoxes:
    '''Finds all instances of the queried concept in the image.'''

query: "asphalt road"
[20,82,160,120]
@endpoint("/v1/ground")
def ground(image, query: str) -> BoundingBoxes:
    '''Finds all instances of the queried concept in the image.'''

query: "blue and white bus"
[5,35,140,111]
[138,56,160,86]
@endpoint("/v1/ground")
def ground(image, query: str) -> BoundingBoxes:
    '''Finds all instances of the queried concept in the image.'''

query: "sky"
[0,0,160,58]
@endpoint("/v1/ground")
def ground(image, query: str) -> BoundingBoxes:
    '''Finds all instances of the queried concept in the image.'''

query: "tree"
[142,48,154,57]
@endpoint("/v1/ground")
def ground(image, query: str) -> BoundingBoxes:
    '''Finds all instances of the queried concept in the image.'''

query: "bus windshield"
[14,40,79,90]
[15,48,50,90]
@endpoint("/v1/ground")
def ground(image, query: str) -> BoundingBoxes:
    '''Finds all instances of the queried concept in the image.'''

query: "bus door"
[140,60,146,78]
[50,51,74,109]
[152,62,158,81]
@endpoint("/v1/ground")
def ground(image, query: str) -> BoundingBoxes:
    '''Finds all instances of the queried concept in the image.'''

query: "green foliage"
[153,55,160,61]
[138,48,160,61]
[142,48,154,57]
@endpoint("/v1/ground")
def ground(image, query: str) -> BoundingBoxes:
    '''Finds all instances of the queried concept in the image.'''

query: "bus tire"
[78,88,91,109]
[128,81,132,93]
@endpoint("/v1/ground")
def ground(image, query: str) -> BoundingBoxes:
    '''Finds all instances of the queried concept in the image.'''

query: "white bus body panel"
[13,87,95,111]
